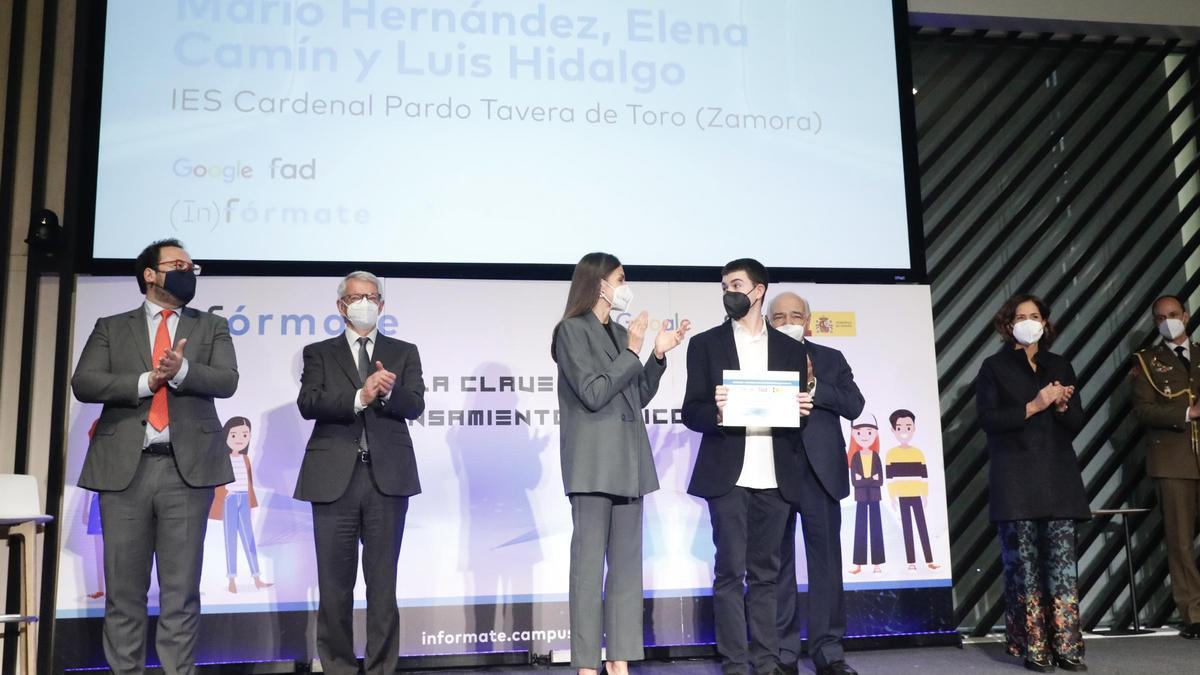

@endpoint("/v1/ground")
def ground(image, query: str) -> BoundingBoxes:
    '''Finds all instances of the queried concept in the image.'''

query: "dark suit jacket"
[71,305,239,491]
[554,313,666,497]
[849,450,882,502]
[1130,341,1200,479]
[976,346,1090,522]
[293,333,426,503]
[682,321,811,503]
[801,340,865,501]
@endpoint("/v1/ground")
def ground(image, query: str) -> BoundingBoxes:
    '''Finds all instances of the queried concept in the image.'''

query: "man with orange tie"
[72,239,238,675]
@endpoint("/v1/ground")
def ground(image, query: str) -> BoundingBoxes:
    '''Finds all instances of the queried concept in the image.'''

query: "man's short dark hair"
[721,258,769,291]
[889,409,915,428]
[1151,294,1186,315]
[135,238,185,293]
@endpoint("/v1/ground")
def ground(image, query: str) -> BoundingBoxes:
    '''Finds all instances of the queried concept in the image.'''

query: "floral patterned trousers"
[996,519,1084,661]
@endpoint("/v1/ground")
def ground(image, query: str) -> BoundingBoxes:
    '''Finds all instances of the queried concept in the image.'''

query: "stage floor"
[421,630,1195,675]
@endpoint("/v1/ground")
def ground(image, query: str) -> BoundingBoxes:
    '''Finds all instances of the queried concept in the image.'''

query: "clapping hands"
[149,339,187,390]
[360,361,396,405]
[654,319,692,359]
[1034,380,1074,413]
[1055,382,1075,412]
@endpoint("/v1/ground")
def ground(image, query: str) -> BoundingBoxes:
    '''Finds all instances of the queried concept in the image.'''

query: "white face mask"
[1159,318,1187,341]
[602,280,634,312]
[1011,319,1044,346]
[776,323,806,341]
[344,298,380,332]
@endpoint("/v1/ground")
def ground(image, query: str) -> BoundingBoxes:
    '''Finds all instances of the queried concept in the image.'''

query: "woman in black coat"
[976,294,1090,673]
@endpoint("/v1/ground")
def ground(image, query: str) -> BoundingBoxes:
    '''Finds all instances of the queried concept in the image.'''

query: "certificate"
[721,370,803,428]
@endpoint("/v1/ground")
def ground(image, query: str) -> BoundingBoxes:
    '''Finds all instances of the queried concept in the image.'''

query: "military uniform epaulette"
[1134,344,1193,399]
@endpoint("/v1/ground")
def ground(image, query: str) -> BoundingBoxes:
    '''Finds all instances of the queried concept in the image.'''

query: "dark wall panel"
[911,29,1200,635]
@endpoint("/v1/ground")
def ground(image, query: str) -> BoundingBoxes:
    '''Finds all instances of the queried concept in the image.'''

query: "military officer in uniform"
[1131,294,1200,639]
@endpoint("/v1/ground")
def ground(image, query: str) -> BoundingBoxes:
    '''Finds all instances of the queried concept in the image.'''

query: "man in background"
[769,291,863,675]
[1131,294,1200,639]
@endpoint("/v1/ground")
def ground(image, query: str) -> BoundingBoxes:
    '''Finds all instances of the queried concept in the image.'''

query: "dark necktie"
[357,336,371,383]
[1176,345,1190,371]
[357,336,371,450]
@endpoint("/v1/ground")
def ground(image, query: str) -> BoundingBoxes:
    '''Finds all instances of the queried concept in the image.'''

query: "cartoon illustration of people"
[848,414,885,574]
[84,419,105,600]
[85,493,105,599]
[208,416,273,593]
[884,409,940,572]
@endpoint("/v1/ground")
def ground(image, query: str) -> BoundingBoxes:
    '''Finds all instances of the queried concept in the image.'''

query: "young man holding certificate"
[684,259,855,675]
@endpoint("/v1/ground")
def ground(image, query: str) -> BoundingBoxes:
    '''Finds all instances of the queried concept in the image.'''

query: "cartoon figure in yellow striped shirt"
[884,409,941,572]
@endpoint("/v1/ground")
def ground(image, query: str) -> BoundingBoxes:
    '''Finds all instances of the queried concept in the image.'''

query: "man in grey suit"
[294,271,426,675]
[72,238,238,675]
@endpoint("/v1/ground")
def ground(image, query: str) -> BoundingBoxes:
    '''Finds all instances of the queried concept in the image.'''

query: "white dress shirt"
[345,328,391,412]
[137,299,189,447]
[732,317,777,489]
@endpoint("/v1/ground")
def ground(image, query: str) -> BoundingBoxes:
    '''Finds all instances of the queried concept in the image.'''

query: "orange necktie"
[147,309,174,431]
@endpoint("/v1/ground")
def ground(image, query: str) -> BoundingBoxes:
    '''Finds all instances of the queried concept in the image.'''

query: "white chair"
[0,474,53,675]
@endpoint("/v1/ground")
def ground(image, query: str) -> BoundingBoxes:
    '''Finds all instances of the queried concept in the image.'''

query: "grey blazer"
[554,312,666,497]
[71,305,239,491]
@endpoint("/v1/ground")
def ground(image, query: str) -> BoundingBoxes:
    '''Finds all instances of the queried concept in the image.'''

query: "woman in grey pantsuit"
[552,252,690,675]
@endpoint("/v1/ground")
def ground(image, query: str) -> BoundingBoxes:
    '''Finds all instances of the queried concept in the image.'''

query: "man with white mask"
[294,271,426,674]
[767,292,864,675]
[1132,294,1200,640]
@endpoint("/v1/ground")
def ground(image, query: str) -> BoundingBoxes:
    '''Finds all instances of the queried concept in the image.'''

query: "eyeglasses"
[341,293,382,304]
[158,259,201,275]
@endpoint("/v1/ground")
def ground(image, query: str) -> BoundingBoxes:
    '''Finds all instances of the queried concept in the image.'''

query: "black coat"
[803,340,866,501]
[682,321,811,503]
[293,333,426,502]
[975,346,1091,522]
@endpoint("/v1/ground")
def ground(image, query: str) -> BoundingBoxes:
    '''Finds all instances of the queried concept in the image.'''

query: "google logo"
[173,158,254,183]
[614,312,688,332]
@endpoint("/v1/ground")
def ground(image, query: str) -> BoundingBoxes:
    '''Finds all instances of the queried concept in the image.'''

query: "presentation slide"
[93,1,913,270]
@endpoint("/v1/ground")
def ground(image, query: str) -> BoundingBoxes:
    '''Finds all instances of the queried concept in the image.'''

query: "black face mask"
[723,291,754,320]
[158,270,197,305]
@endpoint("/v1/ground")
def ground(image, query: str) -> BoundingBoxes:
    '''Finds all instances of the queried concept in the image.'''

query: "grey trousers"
[569,493,644,667]
[98,454,214,675]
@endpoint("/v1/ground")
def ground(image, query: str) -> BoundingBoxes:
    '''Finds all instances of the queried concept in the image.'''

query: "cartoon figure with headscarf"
[208,416,273,593]
[848,414,885,574]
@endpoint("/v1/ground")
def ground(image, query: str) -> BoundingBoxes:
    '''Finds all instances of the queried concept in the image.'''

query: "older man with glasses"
[293,271,427,675]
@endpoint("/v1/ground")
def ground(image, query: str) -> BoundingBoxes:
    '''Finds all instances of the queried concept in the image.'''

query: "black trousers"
[777,476,847,669]
[708,486,791,675]
[311,461,409,675]
[899,496,933,564]
[852,501,884,565]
